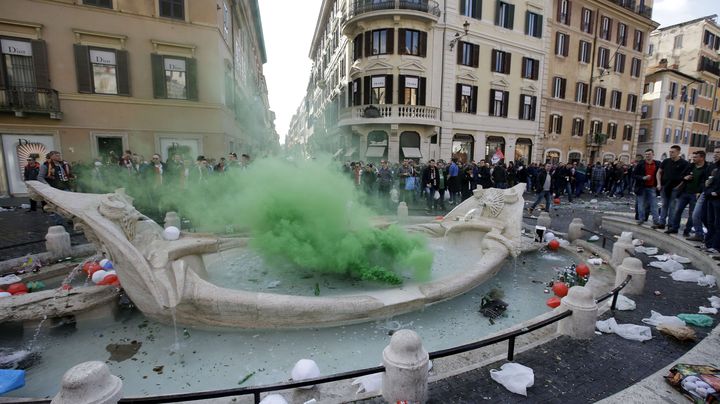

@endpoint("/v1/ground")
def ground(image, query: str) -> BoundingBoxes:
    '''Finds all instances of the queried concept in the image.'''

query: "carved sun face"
[16,142,48,175]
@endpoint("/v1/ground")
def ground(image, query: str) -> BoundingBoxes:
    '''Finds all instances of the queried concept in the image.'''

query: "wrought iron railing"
[349,0,441,18]
[0,86,62,119]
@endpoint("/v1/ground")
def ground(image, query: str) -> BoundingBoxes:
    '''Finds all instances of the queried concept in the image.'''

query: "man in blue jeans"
[654,145,689,230]
[528,163,554,213]
[704,156,720,253]
[632,149,661,225]
[668,150,710,236]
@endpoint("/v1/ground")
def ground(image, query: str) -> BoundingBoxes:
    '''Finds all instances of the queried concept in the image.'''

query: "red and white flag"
[491,147,505,164]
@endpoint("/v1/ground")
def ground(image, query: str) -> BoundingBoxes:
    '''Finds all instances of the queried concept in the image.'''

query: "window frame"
[575,82,588,103]
[521,57,539,80]
[159,0,185,20]
[578,40,591,63]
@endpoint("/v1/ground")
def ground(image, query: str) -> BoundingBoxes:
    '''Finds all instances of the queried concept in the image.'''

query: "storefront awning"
[344,147,357,157]
[365,146,386,158]
[401,147,422,159]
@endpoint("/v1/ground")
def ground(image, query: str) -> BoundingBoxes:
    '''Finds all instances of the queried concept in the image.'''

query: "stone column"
[382,329,429,403]
[536,211,551,229]
[567,218,584,242]
[615,257,645,295]
[611,231,634,266]
[163,211,181,229]
[397,202,408,223]
[45,226,72,261]
[557,286,598,339]
[51,361,122,404]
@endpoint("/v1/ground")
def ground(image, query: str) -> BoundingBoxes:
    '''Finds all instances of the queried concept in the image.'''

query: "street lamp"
[449,20,471,50]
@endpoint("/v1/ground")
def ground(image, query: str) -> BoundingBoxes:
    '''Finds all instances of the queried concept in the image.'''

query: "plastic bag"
[490,363,534,396]
[351,373,383,394]
[649,259,684,273]
[698,307,718,314]
[433,190,440,200]
[657,324,696,341]
[677,314,714,327]
[671,270,704,283]
[635,246,659,255]
[0,274,22,286]
[596,318,653,342]
[697,275,717,287]
[588,258,603,266]
[709,296,720,309]
[669,254,691,264]
[641,310,686,328]
[609,294,636,311]
[259,394,288,404]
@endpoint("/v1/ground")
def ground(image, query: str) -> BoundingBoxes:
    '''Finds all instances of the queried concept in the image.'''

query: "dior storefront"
[0,133,57,196]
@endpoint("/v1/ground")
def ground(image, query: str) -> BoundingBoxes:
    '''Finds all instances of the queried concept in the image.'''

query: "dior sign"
[89,49,116,65]
[1,39,32,56]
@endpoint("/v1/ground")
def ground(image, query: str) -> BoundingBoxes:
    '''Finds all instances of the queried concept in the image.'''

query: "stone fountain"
[18,181,526,329]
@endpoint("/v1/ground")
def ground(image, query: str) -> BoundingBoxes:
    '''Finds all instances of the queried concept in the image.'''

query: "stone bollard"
[611,231,634,266]
[51,361,122,404]
[397,202,409,223]
[382,329,429,404]
[557,286,598,339]
[615,257,645,295]
[45,226,72,261]
[536,211,551,229]
[567,218,584,242]
[164,211,181,229]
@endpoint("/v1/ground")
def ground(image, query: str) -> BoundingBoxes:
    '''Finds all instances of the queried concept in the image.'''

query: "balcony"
[347,0,441,26]
[609,0,652,19]
[0,87,62,119]
[699,56,720,76]
[338,104,439,126]
[586,133,608,147]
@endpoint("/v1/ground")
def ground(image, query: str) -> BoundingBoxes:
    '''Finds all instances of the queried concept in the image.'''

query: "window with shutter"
[525,11,542,38]
[159,0,184,20]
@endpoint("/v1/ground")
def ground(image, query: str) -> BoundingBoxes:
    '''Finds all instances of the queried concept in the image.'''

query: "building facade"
[644,15,720,158]
[292,0,551,165]
[0,0,277,196]
[540,0,657,165]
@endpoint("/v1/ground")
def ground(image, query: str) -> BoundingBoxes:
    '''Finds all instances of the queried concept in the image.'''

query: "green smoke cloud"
[76,157,432,284]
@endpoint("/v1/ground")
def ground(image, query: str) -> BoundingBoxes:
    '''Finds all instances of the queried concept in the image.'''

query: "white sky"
[259,0,719,144]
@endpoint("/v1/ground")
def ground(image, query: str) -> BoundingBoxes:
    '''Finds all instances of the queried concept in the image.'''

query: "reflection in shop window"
[164,58,187,99]
[90,49,118,94]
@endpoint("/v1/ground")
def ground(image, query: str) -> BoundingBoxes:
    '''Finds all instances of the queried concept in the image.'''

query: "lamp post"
[448,20,470,50]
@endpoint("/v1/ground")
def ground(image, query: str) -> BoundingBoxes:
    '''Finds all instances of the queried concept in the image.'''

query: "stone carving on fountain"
[24,181,526,329]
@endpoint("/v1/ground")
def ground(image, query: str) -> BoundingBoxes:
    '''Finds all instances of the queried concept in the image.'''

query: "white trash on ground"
[697,275,717,287]
[669,254,691,264]
[709,296,720,309]
[259,394,288,404]
[650,254,669,261]
[596,318,652,342]
[490,363,535,396]
[588,258,603,266]
[632,239,644,246]
[649,259,684,273]
[670,270,705,283]
[543,232,556,242]
[699,307,718,314]
[635,246,659,255]
[19,203,30,209]
[291,359,320,389]
[641,310,686,328]
[608,294,636,311]
[0,274,22,285]
[588,235,600,242]
[351,373,383,394]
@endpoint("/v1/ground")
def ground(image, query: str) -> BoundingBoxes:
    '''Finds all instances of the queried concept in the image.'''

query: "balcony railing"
[609,0,652,19]
[339,104,439,125]
[349,0,441,19]
[0,87,62,119]
[699,56,720,76]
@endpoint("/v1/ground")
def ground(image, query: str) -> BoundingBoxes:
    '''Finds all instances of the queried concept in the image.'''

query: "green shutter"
[116,50,130,96]
[151,54,166,98]
[74,44,92,94]
[186,58,198,101]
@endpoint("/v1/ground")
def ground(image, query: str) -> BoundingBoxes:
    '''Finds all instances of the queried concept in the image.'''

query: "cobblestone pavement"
[354,193,718,404]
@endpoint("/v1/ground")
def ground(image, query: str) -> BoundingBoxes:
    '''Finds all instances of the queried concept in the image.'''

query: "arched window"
[452,134,474,163]
[400,131,422,162]
[365,131,388,161]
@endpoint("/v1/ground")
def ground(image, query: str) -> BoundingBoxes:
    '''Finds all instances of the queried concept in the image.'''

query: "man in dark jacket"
[476,160,493,189]
[492,162,508,189]
[23,154,40,212]
[422,159,440,211]
[703,149,720,253]
[632,149,661,226]
[654,145,689,229]
[668,150,710,236]
[528,163,554,213]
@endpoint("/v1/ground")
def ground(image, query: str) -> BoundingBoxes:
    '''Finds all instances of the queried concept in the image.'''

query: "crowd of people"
[23,144,720,254]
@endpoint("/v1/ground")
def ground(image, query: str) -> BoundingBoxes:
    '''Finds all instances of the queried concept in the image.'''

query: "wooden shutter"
[491,50,497,72]
[151,54,166,98]
[116,49,130,96]
[455,83,462,111]
[525,11,530,35]
[607,18,613,41]
[460,0,466,16]
[419,32,427,57]
[489,90,495,115]
[398,29,406,55]
[502,91,509,117]
[504,52,511,74]
[549,115,554,132]
[507,4,515,29]
[31,40,50,89]
[494,0,501,25]
[363,76,370,104]
[555,33,560,55]
[0,54,5,89]
[418,77,426,106]
[348,82,353,106]
[186,57,198,101]
[537,15,543,37]
[560,78,566,99]
[474,0,482,19]
[471,85,478,113]
[566,1,572,24]
[385,74,393,104]
[532,59,539,80]
[472,44,479,67]
[365,31,372,56]
[557,116,563,133]
[457,42,464,64]
[518,94,525,119]
[398,75,406,104]
[530,96,536,120]
[386,29,394,54]
[74,44,92,94]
